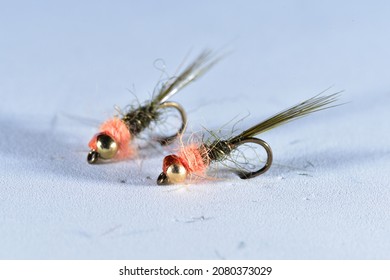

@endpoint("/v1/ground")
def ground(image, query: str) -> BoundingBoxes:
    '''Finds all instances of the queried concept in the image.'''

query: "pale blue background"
[1,0,389,259]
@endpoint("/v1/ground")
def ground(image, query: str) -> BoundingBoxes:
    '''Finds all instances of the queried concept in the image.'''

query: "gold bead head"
[166,163,187,183]
[96,133,118,159]
[157,163,187,185]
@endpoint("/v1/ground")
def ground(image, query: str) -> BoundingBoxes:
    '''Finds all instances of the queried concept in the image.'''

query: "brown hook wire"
[229,137,273,179]
[155,101,187,145]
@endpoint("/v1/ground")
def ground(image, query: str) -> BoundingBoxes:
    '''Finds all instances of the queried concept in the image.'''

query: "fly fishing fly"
[87,50,220,164]
[157,92,341,185]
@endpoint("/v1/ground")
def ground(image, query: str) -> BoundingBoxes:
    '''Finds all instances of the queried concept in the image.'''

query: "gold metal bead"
[96,134,118,159]
[165,163,187,184]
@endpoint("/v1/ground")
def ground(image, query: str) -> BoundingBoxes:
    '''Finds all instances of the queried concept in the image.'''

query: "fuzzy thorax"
[89,117,133,159]
[163,144,210,176]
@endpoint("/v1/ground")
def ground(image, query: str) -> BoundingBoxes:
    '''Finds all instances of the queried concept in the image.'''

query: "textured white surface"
[1,1,390,259]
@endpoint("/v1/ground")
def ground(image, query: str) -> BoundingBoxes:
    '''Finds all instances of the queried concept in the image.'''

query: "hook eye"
[155,101,187,145]
[230,137,273,179]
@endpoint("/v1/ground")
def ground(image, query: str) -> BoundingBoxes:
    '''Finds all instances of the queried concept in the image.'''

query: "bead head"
[96,134,118,159]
